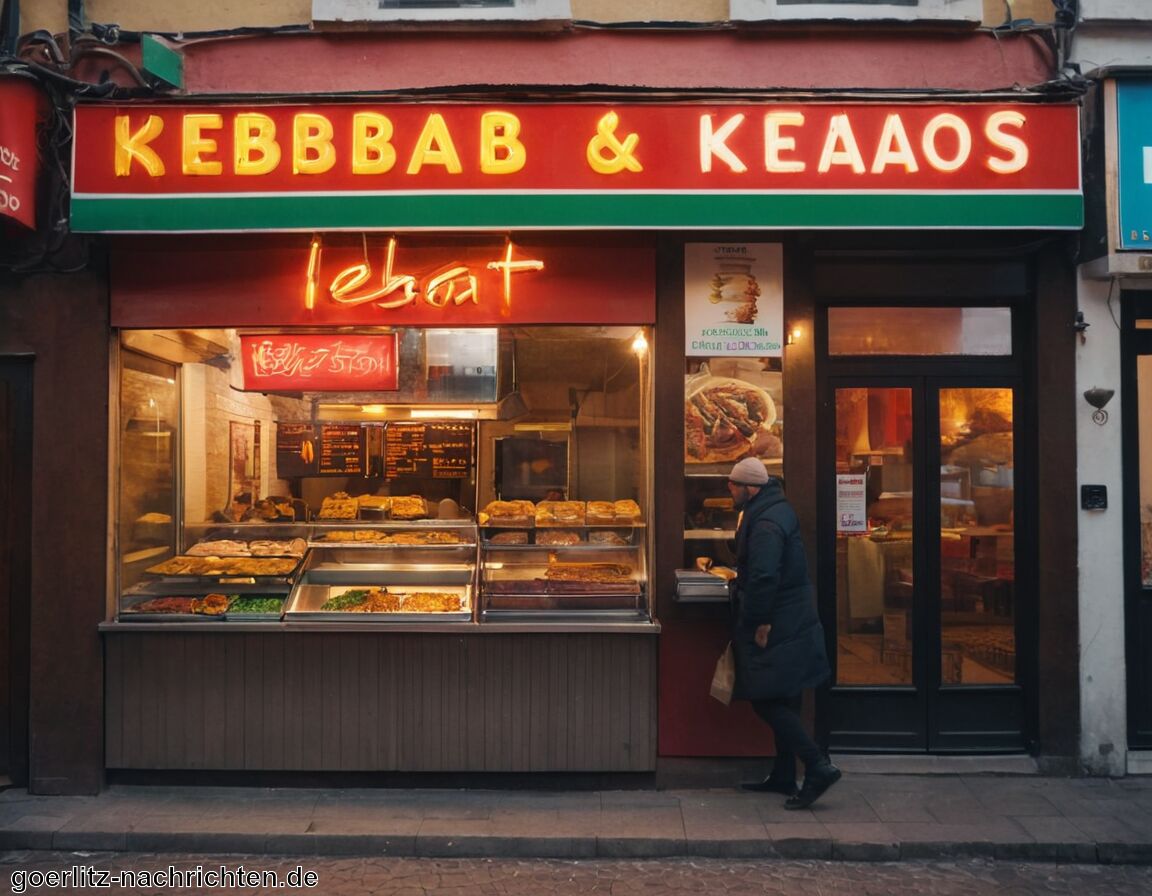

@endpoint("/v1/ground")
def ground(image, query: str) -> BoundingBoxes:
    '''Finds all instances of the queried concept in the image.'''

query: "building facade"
[0,0,1096,794]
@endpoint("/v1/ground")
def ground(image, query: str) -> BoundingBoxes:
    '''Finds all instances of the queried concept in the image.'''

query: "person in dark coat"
[726,457,841,809]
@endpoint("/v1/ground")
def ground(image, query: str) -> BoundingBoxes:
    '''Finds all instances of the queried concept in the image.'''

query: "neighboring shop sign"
[0,78,43,230]
[240,332,399,391]
[73,101,1082,232]
[1116,80,1152,249]
[684,243,783,357]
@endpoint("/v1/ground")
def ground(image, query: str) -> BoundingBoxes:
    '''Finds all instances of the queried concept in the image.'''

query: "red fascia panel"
[181,30,1056,96]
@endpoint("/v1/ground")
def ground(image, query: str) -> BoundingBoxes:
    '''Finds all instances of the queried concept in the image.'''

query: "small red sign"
[240,333,398,392]
[0,78,43,230]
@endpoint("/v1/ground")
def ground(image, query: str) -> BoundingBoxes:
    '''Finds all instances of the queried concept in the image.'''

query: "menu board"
[318,423,364,476]
[384,422,474,480]
[275,423,318,477]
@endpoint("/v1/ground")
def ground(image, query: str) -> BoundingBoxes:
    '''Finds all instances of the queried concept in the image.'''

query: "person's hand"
[754,624,771,648]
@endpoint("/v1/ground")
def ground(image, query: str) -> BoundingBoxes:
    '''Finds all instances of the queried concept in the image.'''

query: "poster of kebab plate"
[684,243,784,471]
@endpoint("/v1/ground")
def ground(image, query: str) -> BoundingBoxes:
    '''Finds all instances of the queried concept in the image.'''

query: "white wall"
[1075,272,1128,776]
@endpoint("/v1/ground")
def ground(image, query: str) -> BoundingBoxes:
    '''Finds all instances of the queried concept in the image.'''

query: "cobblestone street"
[3,853,1152,895]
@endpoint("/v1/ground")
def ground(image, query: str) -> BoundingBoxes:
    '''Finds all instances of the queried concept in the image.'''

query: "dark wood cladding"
[105,631,657,772]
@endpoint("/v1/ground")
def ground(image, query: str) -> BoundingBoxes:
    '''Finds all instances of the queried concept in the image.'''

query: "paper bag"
[710,642,735,705]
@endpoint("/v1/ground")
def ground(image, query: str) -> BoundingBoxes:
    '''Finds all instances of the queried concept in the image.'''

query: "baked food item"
[390,495,427,520]
[488,530,529,545]
[586,501,616,523]
[187,539,250,556]
[589,530,629,546]
[191,593,230,616]
[317,491,358,520]
[482,500,536,526]
[613,499,642,521]
[536,529,582,546]
[400,592,462,613]
[544,562,632,582]
[535,501,586,526]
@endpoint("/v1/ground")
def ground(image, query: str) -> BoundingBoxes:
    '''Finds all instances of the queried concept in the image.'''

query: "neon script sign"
[240,333,399,391]
[304,236,544,316]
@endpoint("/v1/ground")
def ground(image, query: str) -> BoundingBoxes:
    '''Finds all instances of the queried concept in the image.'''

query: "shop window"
[828,307,1012,356]
[113,326,650,623]
[118,352,180,592]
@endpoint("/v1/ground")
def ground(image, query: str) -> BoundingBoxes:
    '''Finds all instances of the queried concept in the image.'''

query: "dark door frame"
[1122,290,1152,749]
[0,356,33,785]
[814,310,1036,753]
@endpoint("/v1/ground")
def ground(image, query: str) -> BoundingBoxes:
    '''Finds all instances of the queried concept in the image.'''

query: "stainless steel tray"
[285,583,472,622]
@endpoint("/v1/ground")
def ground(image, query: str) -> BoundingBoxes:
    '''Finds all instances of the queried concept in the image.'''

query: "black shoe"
[741,777,798,796]
[784,764,842,810]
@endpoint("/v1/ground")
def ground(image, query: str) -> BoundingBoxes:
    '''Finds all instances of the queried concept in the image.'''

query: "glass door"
[824,379,1025,751]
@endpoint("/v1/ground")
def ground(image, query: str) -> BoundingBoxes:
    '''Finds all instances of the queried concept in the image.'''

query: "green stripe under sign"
[69,191,1083,232]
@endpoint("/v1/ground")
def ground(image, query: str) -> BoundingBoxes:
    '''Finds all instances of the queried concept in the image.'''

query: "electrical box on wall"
[1081,484,1108,510]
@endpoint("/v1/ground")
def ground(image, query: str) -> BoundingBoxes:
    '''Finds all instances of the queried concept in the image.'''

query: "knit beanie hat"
[728,457,769,485]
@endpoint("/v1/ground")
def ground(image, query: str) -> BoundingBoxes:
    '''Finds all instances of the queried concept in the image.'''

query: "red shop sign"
[74,101,1082,232]
[240,333,398,392]
[0,78,44,230]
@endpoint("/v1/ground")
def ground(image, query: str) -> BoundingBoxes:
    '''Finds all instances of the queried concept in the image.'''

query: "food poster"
[685,358,783,472]
[684,243,783,358]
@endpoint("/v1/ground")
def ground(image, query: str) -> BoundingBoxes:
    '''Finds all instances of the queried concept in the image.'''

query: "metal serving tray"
[285,582,472,622]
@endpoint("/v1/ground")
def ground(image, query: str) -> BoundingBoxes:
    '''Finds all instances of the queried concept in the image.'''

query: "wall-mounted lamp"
[785,325,802,346]
[631,330,649,356]
[1083,386,1115,425]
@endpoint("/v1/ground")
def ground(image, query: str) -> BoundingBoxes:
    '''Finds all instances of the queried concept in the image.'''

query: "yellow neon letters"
[114,114,165,177]
[182,114,223,176]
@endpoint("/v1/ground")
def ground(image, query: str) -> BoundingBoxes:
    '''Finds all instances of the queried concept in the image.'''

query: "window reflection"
[939,388,1015,686]
[835,387,914,686]
[829,307,1012,356]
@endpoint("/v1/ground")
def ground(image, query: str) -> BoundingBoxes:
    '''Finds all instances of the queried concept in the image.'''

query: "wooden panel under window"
[105,631,657,772]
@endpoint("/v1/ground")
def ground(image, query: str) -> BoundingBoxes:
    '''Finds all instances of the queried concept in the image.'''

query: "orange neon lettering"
[329,237,418,309]
[305,235,322,310]
[182,113,224,176]
[234,113,281,176]
[114,114,166,177]
[425,267,478,307]
[352,112,397,175]
[487,241,544,315]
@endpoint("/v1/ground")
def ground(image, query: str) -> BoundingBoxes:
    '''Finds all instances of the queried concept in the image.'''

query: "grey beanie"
[728,457,769,485]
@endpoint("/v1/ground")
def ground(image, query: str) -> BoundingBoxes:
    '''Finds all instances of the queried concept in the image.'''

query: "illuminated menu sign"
[318,423,364,476]
[240,333,398,392]
[384,421,474,480]
[72,102,1082,232]
[276,422,319,477]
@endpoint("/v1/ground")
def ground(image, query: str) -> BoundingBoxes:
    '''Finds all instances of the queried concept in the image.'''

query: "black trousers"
[750,694,823,784]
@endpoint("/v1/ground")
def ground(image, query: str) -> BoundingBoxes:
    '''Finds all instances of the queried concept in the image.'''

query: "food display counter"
[286,519,476,622]
[118,524,309,622]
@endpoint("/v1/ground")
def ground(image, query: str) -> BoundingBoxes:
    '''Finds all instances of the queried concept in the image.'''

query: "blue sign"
[1118,81,1152,249]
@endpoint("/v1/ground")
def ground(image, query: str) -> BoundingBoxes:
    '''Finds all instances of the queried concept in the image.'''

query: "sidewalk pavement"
[2,759,1151,864]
